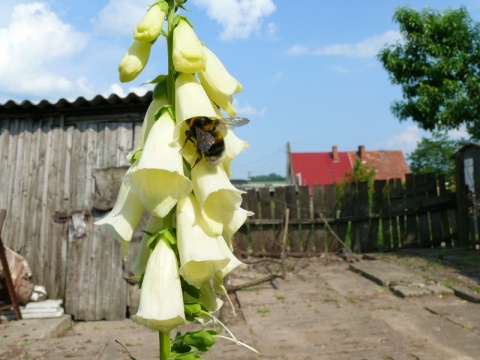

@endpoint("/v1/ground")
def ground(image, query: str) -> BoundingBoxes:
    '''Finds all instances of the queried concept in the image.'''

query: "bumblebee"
[183,116,249,167]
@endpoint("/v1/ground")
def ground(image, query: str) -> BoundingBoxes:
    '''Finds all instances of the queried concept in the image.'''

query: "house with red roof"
[286,145,411,187]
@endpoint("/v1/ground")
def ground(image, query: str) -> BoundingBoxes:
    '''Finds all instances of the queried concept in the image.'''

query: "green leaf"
[130,149,142,164]
[181,277,200,299]
[184,302,203,322]
[154,104,173,121]
[173,14,194,29]
[183,330,217,352]
[152,76,168,99]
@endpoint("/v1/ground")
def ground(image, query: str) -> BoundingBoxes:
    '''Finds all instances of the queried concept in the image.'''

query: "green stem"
[167,0,175,114]
[159,331,171,360]
[158,4,176,359]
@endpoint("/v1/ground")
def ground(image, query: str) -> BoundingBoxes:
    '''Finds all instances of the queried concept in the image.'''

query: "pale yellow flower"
[191,160,244,235]
[221,129,250,178]
[127,96,168,162]
[172,18,205,73]
[95,165,143,257]
[130,215,163,277]
[175,72,218,124]
[223,207,254,250]
[176,194,231,289]
[198,47,242,117]
[128,110,192,218]
[134,237,187,333]
[118,40,151,83]
[213,237,245,295]
[134,3,166,43]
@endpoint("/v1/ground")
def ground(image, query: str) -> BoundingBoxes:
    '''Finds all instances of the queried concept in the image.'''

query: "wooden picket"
[234,173,458,257]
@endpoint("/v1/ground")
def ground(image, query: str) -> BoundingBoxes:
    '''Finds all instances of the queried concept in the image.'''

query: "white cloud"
[106,83,150,98]
[191,0,276,41]
[448,127,469,140]
[93,0,152,36]
[287,30,402,58]
[0,2,89,98]
[233,99,266,117]
[379,125,422,154]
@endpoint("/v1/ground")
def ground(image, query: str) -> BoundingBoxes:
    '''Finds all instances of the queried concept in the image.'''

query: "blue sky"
[1,0,479,179]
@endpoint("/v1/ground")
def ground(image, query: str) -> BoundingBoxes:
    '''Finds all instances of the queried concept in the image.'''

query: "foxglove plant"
[97,1,255,359]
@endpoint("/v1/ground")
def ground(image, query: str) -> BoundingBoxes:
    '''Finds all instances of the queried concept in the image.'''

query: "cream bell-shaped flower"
[223,207,254,251]
[95,165,143,258]
[176,194,230,289]
[130,215,163,278]
[128,110,192,218]
[213,238,245,296]
[127,96,167,162]
[118,40,152,83]
[134,237,187,333]
[172,18,205,73]
[175,73,218,124]
[198,47,242,117]
[221,129,250,178]
[134,2,166,43]
[191,159,244,235]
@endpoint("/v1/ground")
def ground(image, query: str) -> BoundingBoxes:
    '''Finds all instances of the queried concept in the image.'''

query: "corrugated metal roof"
[0,91,153,117]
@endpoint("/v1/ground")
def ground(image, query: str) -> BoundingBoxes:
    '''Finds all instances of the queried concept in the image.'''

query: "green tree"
[408,130,467,186]
[249,173,285,182]
[378,6,480,139]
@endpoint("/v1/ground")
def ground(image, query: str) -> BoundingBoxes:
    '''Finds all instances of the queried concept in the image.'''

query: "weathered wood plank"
[324,185,339,252]
[285,186,300,252]
[245,189,261,255]
[298,186,311,253]
[369,180,385,251]
[354,181,370,253]
[311,185,325,252]
[259,187,275,253]
[272,186,286,255]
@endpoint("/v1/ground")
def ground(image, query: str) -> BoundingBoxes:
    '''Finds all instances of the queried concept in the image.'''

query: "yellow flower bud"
[172,18,205,73]
[134,3,165,43]
[118,40,151,83]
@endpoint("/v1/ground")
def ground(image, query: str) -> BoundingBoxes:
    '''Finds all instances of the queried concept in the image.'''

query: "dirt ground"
[1,248,479,359]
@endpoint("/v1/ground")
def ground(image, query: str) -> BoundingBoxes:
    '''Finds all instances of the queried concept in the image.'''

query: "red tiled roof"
[349,150,410,182]
[290,152,352,186]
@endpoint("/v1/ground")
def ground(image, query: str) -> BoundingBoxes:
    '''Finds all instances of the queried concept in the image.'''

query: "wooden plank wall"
[0,116,143,321]
[233,174,458,257]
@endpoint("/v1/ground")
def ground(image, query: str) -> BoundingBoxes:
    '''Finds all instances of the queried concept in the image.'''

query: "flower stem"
[158,4,176,359]
[159,331,171,360]
[167,0,175,114]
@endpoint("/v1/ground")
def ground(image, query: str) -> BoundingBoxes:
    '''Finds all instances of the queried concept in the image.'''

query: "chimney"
[332,145,339,161]
[358,145,365,159]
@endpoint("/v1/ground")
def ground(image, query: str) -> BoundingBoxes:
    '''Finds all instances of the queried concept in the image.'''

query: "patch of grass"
[380,305,400,311]
[21,340,30,347]
[276,295,286,301]
[473,288,480,294]
[257,307,269,317]
[347,298,358,304]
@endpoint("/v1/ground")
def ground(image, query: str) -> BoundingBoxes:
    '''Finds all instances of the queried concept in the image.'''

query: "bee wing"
[195,127,216,152]
[224,117,250,129]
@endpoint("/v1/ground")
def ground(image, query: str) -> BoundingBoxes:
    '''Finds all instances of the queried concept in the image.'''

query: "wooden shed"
[454,142,480,247]
[0,92,152,320]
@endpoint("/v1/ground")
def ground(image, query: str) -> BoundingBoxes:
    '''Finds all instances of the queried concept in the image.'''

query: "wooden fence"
[233,173,457,257]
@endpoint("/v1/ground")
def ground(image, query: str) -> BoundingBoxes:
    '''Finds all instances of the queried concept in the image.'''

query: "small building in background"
[454,142,480,247]
[286,145,411,187]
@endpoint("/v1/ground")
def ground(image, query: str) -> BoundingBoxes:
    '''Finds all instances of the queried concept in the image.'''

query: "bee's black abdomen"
[205,140,225,157]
